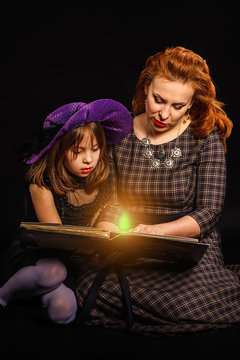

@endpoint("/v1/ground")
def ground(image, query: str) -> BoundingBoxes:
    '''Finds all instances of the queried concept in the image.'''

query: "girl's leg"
[0,257,77,324]
[0,258,67,305]
[41,283,77,324]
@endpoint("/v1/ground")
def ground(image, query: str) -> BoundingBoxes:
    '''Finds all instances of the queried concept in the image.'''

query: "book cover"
[19,222,208,265]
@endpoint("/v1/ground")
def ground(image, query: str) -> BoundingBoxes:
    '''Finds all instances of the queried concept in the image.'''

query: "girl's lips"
[81,168,92,174]
[154,119,167,128]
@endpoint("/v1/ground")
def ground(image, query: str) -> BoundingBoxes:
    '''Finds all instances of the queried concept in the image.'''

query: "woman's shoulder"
[193,127,225,156]
[198,128,223,144]
[186,123,222,143]
[107,130,135,152]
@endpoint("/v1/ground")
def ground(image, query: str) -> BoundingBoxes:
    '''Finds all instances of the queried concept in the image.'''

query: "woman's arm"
[187,132,226,236]
[29,184,62,223]
[131,215,200,238]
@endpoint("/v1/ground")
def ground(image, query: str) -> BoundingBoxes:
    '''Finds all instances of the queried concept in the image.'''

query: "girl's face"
[145,76,194,135]
[64,133,101,178]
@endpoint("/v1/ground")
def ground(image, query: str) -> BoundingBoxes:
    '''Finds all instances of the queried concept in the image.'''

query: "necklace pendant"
[163,158,174,169]
[142,147,154,158]
[151,158,161,168]
[141,138,151,146]
[141,136,181,170]
[171,147,182,158]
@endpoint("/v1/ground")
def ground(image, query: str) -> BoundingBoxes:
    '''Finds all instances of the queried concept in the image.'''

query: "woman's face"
[64,132,101,178]
[145,76,194,135]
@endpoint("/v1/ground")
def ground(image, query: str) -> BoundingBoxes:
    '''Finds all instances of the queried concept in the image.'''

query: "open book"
[19,222,209,265]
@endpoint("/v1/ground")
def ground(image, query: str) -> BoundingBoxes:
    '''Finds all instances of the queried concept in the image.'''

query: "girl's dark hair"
[26,122,109,194]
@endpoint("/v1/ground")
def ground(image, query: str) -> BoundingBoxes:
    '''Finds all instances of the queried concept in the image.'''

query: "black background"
[1,3,239,253]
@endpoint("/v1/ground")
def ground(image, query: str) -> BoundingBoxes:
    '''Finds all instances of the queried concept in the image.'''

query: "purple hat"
[25,99,132,164]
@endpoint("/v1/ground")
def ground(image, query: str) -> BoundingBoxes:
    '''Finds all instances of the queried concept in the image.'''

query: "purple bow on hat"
[25,99,133,164]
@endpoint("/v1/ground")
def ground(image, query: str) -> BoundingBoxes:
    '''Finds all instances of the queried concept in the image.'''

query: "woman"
[76,47,240,335]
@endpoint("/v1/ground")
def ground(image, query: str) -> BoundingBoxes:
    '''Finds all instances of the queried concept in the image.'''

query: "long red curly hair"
[132,46,232,152]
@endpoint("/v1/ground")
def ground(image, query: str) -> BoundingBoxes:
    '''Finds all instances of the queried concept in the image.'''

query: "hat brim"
[25,99,132,164]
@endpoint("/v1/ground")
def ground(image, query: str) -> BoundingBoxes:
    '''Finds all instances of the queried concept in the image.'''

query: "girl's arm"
[29,184,62,223]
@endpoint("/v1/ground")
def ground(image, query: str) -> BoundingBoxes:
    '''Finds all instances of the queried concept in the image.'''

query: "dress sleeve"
[189,131,226,236]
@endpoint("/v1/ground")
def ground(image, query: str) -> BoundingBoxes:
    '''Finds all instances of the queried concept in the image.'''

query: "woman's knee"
[35,258,67,288]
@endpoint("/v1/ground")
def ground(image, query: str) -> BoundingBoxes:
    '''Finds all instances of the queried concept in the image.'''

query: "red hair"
[132,46,232,152]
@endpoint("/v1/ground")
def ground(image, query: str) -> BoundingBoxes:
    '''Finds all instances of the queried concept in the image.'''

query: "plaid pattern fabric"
[99,126,226,235]
[76,125,240,335]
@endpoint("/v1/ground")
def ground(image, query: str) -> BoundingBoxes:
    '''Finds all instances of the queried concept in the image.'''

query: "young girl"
[0,99,132,325]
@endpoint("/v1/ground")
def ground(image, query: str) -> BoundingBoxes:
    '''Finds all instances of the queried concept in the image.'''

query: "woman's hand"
[130,224,167,235]
[130,216,201,238]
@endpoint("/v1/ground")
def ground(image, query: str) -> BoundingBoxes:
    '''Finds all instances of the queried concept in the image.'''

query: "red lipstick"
[154,119,167,128]
[81,168,92,174]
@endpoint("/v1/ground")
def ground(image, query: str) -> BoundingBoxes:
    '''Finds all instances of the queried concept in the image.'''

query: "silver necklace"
[141,121,182,169]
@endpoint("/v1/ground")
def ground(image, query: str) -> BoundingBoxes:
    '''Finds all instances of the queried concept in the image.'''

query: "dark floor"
[1,298,240,359]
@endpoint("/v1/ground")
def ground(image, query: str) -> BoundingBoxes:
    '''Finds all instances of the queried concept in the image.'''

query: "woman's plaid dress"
[76,125,240,335]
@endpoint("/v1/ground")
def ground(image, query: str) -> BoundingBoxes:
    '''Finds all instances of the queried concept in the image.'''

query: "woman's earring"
[185,109,191,122]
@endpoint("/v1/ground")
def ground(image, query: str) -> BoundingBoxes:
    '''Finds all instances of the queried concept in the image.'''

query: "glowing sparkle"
[118,211,132,232]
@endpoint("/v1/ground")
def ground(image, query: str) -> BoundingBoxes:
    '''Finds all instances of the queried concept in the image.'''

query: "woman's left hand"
[130,216,201,238]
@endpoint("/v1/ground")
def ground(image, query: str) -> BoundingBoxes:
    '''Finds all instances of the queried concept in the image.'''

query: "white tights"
[0,258,77,324]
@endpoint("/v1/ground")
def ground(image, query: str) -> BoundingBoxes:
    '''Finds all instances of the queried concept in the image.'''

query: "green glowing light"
[118,211,132,232]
